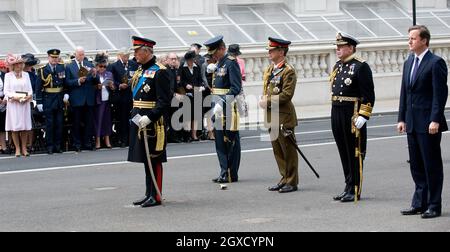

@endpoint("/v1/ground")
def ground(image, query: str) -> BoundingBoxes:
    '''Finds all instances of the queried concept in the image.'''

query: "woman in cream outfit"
[3,54,33,157]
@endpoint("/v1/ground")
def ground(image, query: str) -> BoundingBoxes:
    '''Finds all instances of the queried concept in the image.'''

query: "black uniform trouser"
[72,105,94,149]
[331,105,367,192]
[407,132,443,212]
[44,107,63,151]
[144,160,163,203]
[215,130,241,181]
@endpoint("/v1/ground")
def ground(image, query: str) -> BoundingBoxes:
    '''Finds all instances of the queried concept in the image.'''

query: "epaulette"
[285,63,294,71]
[227,55,236,61]
[156,63,167,70]
[354,56,366,63]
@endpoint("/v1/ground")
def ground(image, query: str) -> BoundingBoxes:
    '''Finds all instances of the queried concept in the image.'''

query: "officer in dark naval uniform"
[128,36,171,208]
[260,37,299,193]
[36,49,67,154]
[204,36,242,184]
[330,32,375,203]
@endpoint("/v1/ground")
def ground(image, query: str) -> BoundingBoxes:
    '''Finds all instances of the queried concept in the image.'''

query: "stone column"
[284,0,340,16]
[16,0,81,25]
[396,0,448,10]
[159,0,219,19]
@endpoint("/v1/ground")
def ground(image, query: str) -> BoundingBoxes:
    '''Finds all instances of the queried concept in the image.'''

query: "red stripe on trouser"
[154,162,163,202]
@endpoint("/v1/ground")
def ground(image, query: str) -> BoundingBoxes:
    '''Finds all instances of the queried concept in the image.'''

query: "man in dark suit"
[398,25,448,219]
[108,48,138,148]
[65,47,99,152]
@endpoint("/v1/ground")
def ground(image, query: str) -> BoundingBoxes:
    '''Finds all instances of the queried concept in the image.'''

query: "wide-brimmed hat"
[6,54,24,67]
[22,53,41,66]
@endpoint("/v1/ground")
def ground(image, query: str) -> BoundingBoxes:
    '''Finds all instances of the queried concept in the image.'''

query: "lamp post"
[412,0,417,25]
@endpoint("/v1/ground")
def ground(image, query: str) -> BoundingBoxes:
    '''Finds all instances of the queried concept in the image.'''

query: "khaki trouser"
[271,129,299,186]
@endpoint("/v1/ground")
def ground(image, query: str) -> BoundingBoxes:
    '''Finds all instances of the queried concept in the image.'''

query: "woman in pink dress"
[3,54,33,157]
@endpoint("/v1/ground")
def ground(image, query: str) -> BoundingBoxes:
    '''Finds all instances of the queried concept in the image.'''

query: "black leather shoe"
[268,184,285,192]
[75,148,82,153]
[333,191,348,201]
[141,197,161,208]
[212,177,228,183]
[133,196,150,206]
[421,210,441,219]
[340,193,356,203]
[54,149,63,154]
[47,150,53,155]
[279,185,298,193]
[401,207,425,216]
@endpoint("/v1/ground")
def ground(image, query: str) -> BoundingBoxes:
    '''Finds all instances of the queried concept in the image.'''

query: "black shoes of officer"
[133,196,150,206]
[212,177,238,183]
[268,183,285,192]
[421,210,441,219]
[333,191,348,201]
[279,185,298,193]
[141,197,161,208]
[340,192,361,203]
[401,207,426,216]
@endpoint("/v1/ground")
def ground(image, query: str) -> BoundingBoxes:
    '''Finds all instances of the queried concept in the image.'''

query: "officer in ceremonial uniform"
[259,37,299,193]
[204,36,242,184]
[36,49,68,154]
[330,32,375,202]
[128,36,171,208]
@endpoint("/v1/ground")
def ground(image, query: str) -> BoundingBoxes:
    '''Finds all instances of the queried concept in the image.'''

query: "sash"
[132,64,160,99]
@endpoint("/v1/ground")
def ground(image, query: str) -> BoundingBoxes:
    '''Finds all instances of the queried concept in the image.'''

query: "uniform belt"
[212,88,230,95]
[133,101,156,109]
[44,87,63,93]
[332,96,360,103]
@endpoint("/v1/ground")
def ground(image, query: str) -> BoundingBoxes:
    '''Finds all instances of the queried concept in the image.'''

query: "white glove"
[139,115,151,128]
[37,104,43,113]
[354,116,368,129]
[207,64,217,74]
[199,86,206,92]
[63,94,70,103]
[213,103,223,116]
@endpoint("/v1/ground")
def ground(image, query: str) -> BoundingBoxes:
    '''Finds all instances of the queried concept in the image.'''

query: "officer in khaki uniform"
[259,37,299,193]
[330,32,375,203]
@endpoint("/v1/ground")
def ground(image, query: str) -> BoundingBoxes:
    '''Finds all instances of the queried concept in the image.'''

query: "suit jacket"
[178,63,203,96]
[263,61,298,129]
[65,59,99,107]
[108,59,138,103]
[398,51,448,133]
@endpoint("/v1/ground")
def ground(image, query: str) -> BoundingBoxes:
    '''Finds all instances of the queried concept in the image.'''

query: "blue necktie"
[410,57,420,86]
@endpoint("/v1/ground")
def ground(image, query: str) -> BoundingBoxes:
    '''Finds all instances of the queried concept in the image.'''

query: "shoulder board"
[285,63,295,71]
[58,62,65,65]
[227,56,236,61]
[354,57,366,63]
[37,65,46,70]
[156,63,167,70]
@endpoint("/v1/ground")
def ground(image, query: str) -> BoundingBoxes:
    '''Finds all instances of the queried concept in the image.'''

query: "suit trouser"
[407,132,444,212]
[144,160,163,203]
[44,107,63,151]
[331,105,367,190]
[215,130,241,181]
[72,105,94,149]
[271,129,299,186]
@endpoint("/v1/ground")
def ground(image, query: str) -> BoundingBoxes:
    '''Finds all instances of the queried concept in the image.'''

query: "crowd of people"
[0,43,246,156]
